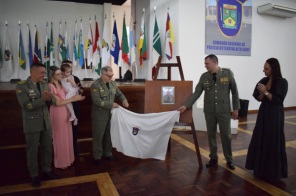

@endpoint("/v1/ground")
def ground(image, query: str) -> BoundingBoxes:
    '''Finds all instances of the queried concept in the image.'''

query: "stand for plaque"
[148,56,202,168]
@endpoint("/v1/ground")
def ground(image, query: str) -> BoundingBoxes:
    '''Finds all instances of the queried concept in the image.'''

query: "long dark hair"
[49,66,61,87]
[266,58,283,89]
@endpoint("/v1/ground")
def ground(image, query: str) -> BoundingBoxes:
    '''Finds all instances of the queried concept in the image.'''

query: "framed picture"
[161,86,175,104]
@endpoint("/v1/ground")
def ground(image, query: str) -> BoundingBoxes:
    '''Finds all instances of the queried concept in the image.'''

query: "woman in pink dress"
[48,66,85,169]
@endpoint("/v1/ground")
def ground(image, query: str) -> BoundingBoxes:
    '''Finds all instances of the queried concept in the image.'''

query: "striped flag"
[121,16,129,64]
[93,20,101,75]
[110,19,120,65]
[85,22,93,66]
[153,16,162,56]
[164,12,175,60]
[152,15,162,79]
[138,12,147,67]
[19,27,26,70]
[33,27,42,63]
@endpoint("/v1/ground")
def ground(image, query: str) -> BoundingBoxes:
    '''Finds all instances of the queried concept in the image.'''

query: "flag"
[121,16,129,64]
[129,15,136,67]
[57,22,64,62]
[4,26,14,78]
[73,21,78,66]
[50,22,55,66]
[33,28,42,63]
[44,23,51,78]
[153,16,162,56]
[64,24,70,60]
[19,28,26,70]
[93,20,101,75]
[77,21,84,67]
[110,19,120,65]
[28,26,33,67]
[0,45,2,66]
[138,12,147,67]
[111,107,180,160]
[164,12,175,60]
[44,24,49,69]
[152,15,162,79]
[101,17,110,67]
[85,22,93,66]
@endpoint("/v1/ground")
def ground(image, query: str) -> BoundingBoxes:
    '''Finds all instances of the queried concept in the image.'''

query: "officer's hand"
[42,91,54,101]
[232,110,238,119]
[72,94,85,102]
[113,103,119,108]
[122,100,129,108]
[178,105,187,113]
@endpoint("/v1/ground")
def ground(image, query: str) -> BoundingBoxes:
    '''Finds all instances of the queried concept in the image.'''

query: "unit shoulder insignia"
[17,80,26,85]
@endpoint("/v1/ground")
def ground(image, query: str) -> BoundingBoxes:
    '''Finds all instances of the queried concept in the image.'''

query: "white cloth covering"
[111,107,180,160]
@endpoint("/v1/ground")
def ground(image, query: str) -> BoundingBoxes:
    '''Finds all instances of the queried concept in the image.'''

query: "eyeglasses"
[104,73,114,78]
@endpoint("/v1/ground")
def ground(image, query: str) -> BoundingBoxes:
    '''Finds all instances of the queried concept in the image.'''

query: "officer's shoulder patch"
[17,80,26,85]
[222,67,230,71]
[201,72,209,77]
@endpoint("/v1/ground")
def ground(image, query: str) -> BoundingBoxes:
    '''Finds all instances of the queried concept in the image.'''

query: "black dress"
[245,77,288,181]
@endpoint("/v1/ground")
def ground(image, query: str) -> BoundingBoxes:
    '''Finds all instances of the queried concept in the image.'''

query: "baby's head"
[61,63,72,78]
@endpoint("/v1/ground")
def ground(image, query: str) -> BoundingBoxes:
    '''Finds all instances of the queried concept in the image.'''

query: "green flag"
[121,16,129,64]
[153,16,162,56]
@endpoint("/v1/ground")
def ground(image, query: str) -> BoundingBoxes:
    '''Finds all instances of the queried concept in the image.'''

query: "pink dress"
[49,84,74,169]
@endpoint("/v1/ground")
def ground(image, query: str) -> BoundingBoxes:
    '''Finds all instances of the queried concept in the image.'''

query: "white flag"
[4,26,14,80]
[129,15,136,67]
[85,22,93,66]
[111,107,180,160]
[101,17,110,67]
[93,20,101,73]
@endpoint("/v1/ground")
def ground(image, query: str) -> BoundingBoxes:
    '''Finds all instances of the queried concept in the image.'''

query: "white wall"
[0,0,106,81]
[1,0,296,110]
[179,0,296,110]
[0,0,132,82]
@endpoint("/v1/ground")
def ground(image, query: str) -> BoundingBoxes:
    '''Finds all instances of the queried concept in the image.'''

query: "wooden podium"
[147,56,203,168]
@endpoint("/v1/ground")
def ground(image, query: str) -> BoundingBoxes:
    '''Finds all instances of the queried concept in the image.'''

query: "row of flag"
[0,11,175,79]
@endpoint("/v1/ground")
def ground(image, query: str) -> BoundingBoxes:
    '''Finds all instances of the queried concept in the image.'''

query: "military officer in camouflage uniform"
[90,66,129,165]
[179,54,240,170]
[16,62,58,187]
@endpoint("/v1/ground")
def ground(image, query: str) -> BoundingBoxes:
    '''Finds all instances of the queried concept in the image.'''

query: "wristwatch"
[265,92,269,96]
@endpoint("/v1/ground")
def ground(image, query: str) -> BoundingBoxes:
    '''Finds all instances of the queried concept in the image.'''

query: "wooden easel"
[149,56,203,168]
[152,56,185,81]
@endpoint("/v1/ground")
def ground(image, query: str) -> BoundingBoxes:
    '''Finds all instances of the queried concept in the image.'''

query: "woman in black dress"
[245,58,288,181]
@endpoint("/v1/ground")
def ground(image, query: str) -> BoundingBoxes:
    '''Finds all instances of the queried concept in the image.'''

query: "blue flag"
[110,20,120,65]
[19,28,26,70]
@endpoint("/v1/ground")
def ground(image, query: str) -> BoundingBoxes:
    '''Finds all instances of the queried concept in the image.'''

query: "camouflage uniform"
[185,67,240,162]
[90,78,127,160]
[16,77,53,177]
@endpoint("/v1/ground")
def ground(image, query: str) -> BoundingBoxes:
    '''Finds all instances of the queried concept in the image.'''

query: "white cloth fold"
[111,106,180,160]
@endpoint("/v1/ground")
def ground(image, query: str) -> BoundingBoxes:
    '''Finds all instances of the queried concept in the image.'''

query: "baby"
[60,63,79,125]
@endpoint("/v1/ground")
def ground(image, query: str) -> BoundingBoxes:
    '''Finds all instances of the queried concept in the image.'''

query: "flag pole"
[93,15,96,73]
[17,21,21,80]
[141,8,145,79]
